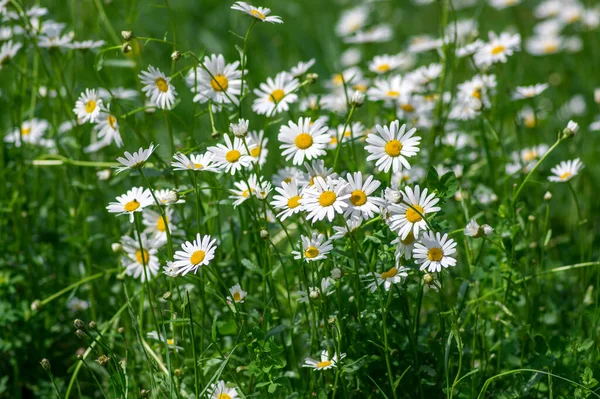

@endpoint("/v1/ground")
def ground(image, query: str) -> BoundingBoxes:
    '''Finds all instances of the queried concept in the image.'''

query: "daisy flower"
[252,72,299,116]
[155,189,185,206]
[303,350,346,371]
[146,331,184,351]
[138,66,177,110]
[345,24,393,44]
[229,174,271,207]
[208,380,239,399]
[120,233,161,282]
[289,58,315,77]
[297,278,336,302]
[302,176,350,223]
[298,159,337,188]
[292,232,333,262]
[227,284,248,304]
[171,152,219,172]
[343,172,385,220]
[230,118,249,138]
[388,185,440,240]
[488,0,521,10]
[247,130,268,166]
[407,35,443,53]
[474,31,521,68]
[271,180,304,221]
[512,83,549,100]
[330,217,362,240]
[336,5,369,37]
[367,75,415,104]
[231,1,282,23]
[272,166,302,186]
[525,34,562,56]
[84,105,123,153]
[188,54,243,108]
[115,144,157,173]
[413,231,457,273]
[171,234,218,276]
[548,158,584,183]
[365,120,421,173]
[464,219,493,238]
[364,265,409,292]
[107,187,153,223]
[73,88,103,123]
[3,118,49,147]
[278,117,330,165]
[70,40,105,50]
[392,231,418,261]
[143,208,176,243]
[207,135,254,175]
[368,54,405,74]
[0,40,22,70]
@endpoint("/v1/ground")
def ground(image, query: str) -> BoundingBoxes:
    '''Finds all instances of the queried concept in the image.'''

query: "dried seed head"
[96,355,110,367]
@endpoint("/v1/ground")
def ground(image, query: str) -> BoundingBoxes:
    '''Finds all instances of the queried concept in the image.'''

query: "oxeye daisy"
[120,233,161,282]
[303,350,346,371]
[289,58,315,77]
[365,120,421,173]
[4,118,49,147]
[392,231,418,260]
[73,88,103,123]
[143,208,176,244]
[343,172,385,220]
[413,231,457,273]
[155,189,185,206]
[106,187,153,223]
[171,152,219,172]
[85,105,122,153]
[138,66,177,110]
[115,144,157,173]
[278,117,330,165]
[171,234,218,276]
[367,75,415,104]
[464,219,494,238]
[330,217,362,240]
[512,83,549,100]
[336,5,369,37]
[388,185,440,240]
[364,264,409,292]
[292,232,333,262]
[302,176,350,223]
[271,180,304,221]
[299,159,337,188]
[231,1,282,23]
[368,54,404,74]
[207,134,254,175]
[272,166,302,186]
[247,130,269,166]
[229,174,271,208]
[489,0,521,10]
[297,278,335,302]
[188,54,243,108]
[208,380,239,399]
[548,158,584,183]
[252,72,299,116]
[227,284,248,304]
[0,40,22,70]
[474,31,521,67]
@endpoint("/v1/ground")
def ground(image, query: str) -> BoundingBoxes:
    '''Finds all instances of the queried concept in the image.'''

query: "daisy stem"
[567,181,583,224]
[192,172,203,234]
[382,289,398,399]
[239,20,257,118]
[333,105,356,170]
[186,290,200,398]
[207,100,218,135]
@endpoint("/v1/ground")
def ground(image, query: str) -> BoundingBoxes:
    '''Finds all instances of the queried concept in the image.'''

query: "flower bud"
[528,215,535,222]
[118,327,125,334]
[75,329,86,339]
[174,368,182,377]
[88,321,97,330]
[40,358,51,371]
[211,131,221,140]
[330,267,343,280]
[306,73,318,84]
[230,118,249,138]
[171,50,182,61]
[141,389,150,397]
[121,30,133,41]
[111,243,122,253]
[544,191,552,201]
[563,120,579,137]
[309,289,320,300]
[96,355,110,367]
[122,43,132,54]
[259,229,269,240]
[31,300,42,312]
[163,291,172,301]
[73,319,85,329]
[350,90,365,107]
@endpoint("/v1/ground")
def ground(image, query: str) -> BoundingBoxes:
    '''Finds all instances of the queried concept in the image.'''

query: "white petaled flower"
[271,180,303,221]
[138,66,177,110]
[302,176,350,223]
[392,231,418,261]
[230,118,249,137]
[297,277,335,303]
[367,75,415,104]
[208,380,239,399]
[171,152,219,172]
[120,233,161,282]
[247,130,269,166]
[464,219,494,238]
[155,189,185,206]
[388,185,440,240]
[207,135,254,175]
[330,217,362,240]
[336,5,369,37]
[73,88,103,123]
[84,105,123,153]
[548,158,584,183]
[488,0,521,10]
[344,24,393,44]
[474,31,521,68]
[146,331,183,351]
[106,187,154,223]
[3,118,49,147]
[143,208,176,244]
[413,231,457,273]
[231,1,282,23]
[252,72,299,116]
[299,159,337,188]
[0,40,22,70]
[365,120,421,173]
[565,120,579,135]
[272,166,302,186]
[303,350,346,371]
[278,117,330,165]
[343,172,385,220]
[350,90,365,107]
[512,83,549,100]
[115,144,157,173]
[290,58,315,77]
[368,54,404,74]
[188,54,243,109]
[229,174,271,208]
[227,284,248,304]
[364,265,409,292]
[171,234,218,276]
[292,232,333,262]
[70,40,106,51]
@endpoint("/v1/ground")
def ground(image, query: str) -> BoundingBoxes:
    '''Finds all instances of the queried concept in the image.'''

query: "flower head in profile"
[289,59,315,77]
[138,66,177,110]
[85,105,123,153]
[74,88,103,123]
[107,187,154,223]
[413,231,457,273]
[231,1,282,23]
[365,120,421,173]
[171,234,218,276]
[208,380,239,399]
[512,83,549,100]
[278,117,330,165]
[230,118,249,137]
[0,40,22,70]
[303,350,346,371]
[116,144,157,173]
[297,277,335,303]
[143,208,176,244]
[171,152,219,173]
[548,158,584,183]
[229,174,272,207]
[292,232,333,262]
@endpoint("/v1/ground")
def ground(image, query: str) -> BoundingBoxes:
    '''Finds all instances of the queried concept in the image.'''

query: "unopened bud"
[171,50,181,61]
[350,90,365,107]
[563,120,579,137]
[309,289,320,300]
[121,30,133,41]
[31,300,42,312]
[163,291,172,301]
[259,229,269,239]
[122,43,132,54]
[174,368,182,377]
[75,329,86,339]
[88,321,97,330]
[141,389,150,397]
[544,191,552,201]
[111,243,122,253]
[423,273,434,285]
[330,267,343,280]
[40,358,51,371]
[306,73,318,84]
[73,319,85,329]
[118,327,125,334]
[211,131,221,140]
[528,215,536,222]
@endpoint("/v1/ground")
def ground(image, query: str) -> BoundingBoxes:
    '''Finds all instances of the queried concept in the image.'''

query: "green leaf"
[265,324,286,340]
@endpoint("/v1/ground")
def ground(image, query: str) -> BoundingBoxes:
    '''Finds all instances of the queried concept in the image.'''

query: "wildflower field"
[2,0,600,397]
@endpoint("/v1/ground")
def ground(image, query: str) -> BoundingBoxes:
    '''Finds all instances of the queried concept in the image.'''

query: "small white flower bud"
[481,224,494,236]
[230,118,249,137]
[96,169,111,181]
[384,187,402,204]
[260,229,269,239]
[564,120,579,137]
[122,43,132,54]
[330,267,343,280]
[528,215,536,222]
[464,219,480,237]
[350,90,365,107]
[121,30,133,41]
[544,191,552,201]
[111,243,122,253]
[309,289,320,300]
[171,50,181,61]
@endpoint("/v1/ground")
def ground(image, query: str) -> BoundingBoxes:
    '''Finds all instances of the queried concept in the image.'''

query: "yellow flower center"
[194,163,204,169]
[384,140,403,157]
[284,177,293,183]
[316,360,332,368]
[405,205,424,223]
[386,90,400,97]
[522,150,537,162]
[124,200,140,212]
[225,149,241,163]
[107,115,117,130]
[524,115,536,128]
[472,89,481,99]
[250,146,261,157]
[21,127,31,136]
[381,267,398,280]
[377,63,390,72]
[491,45,505,55]
[350,190,367,206]
[156,78,169,93]
[343,130,352,137]
[354,84,368,92]
[559,172,572,180]
[210,75,229,91]
[544,44,558,54]
[167,339,175,345]
[295,133,313,149]
[287,195,301,209]
[217,394,232,399]
[401,103,415,113]
[136,249,149,264]
[85,100,97,114]
[233,292,242,302]
[318,191,337,207]
[401,232,415,245]
[242,188,254,198]
[330,136,338,145]
[157,216,168,232]
[269,88,285,103]
[304,246,320,258]
[332,74,343,85]
[427,247,444,262]
[250,9,266,19]
[190,250,206,265]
